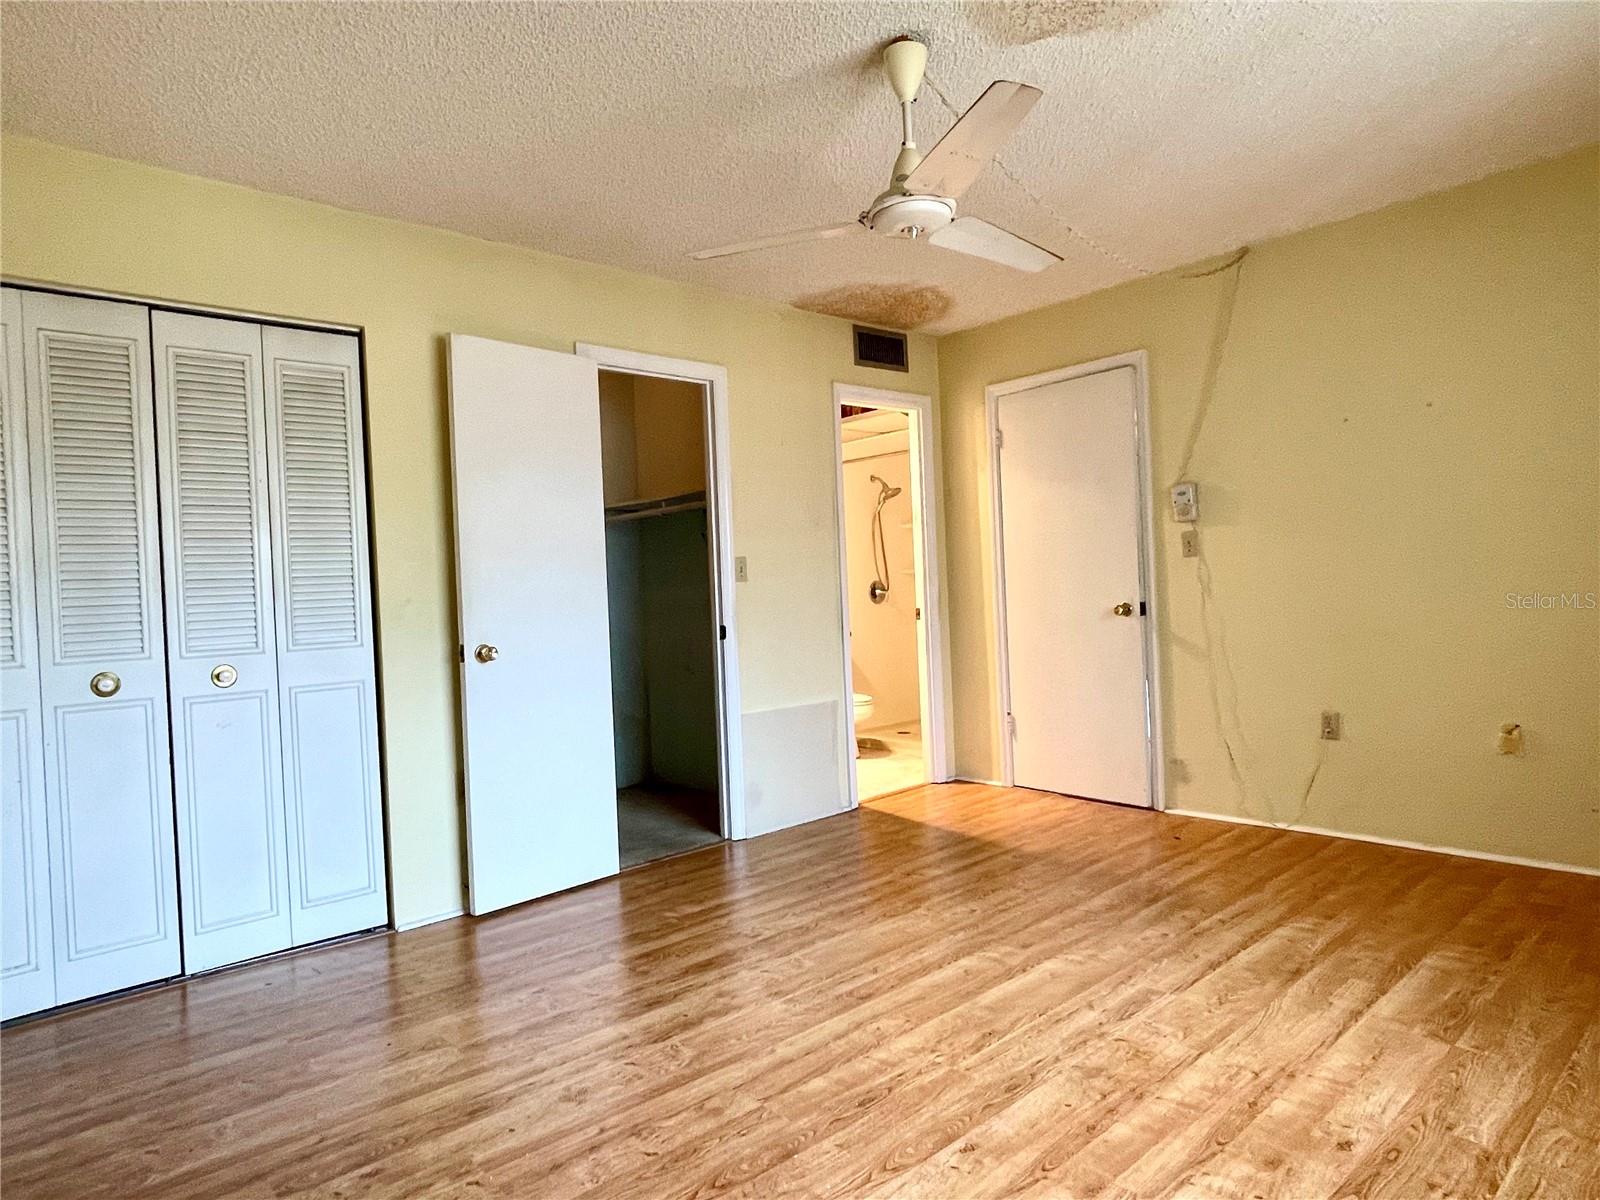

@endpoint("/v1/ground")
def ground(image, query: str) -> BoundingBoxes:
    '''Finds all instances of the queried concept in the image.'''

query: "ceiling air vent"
[852,325,909,373]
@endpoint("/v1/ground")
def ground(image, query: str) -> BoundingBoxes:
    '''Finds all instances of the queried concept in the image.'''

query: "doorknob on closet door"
[1112,602,1135,617]
[474,644,500,663]
[89,671,121,698]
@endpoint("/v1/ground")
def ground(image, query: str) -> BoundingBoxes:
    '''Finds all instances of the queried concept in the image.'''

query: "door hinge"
[457,643,465,663]
[719,624,727,641]
[1006,712,1017,738]
[915,606,922,620]
[1139,600,1147,616]
[994,426,1004,449]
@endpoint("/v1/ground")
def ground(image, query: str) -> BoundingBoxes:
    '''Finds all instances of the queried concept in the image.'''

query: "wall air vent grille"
[852,325,910,373]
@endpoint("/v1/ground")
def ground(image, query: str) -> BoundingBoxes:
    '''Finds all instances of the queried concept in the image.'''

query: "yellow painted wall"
[631,374,707,500]
[938,147,1600,869]
[0,135,940,926]
[596,370,707,503]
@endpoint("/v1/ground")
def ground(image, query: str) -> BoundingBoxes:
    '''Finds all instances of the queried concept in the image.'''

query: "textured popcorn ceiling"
[3,1,1595,333]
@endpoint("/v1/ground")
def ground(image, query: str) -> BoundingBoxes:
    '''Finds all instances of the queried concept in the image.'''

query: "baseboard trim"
[1164,808,1600,878]
[396,907,466,932]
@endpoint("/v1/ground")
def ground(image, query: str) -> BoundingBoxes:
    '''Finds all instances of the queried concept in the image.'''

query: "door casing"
[984,350,1167,810]
[575,343,746,841]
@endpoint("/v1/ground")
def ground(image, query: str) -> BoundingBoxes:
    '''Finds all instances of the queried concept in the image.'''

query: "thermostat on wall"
[1171,481,1199,522]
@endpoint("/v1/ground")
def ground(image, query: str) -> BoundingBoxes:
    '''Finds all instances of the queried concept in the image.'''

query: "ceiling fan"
[690,37,1062,273]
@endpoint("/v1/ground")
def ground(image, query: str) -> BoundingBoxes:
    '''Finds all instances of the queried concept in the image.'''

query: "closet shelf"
[605,490,707,524]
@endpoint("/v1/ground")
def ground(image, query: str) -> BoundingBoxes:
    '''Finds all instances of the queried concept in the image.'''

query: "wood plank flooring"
[3,784,1596,1199]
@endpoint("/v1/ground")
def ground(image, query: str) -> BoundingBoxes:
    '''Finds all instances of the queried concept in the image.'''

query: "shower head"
[869,474,904,501]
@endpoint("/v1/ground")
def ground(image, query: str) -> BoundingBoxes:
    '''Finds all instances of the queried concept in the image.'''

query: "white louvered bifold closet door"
[153,312,294,972]
[0,288,56,1019]
[262,326,386,945]
[20,290,181,1006]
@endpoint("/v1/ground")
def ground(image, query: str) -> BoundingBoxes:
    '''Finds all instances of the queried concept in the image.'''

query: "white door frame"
[832,381,951,809]
[575,343,747,841]
[985,350,1167,810]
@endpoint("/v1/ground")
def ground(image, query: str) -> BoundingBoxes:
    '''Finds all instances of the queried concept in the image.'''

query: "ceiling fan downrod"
[884,36,928,187]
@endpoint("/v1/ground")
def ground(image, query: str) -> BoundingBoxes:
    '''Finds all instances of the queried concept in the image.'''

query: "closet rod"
[604,490,707,524]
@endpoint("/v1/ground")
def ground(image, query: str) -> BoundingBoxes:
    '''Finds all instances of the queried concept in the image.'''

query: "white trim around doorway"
[832,381,952,810]
[984,350,1167,811]
[575,342,748,841]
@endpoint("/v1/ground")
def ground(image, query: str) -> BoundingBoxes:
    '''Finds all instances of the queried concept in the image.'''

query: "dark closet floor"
[617,784,721,868]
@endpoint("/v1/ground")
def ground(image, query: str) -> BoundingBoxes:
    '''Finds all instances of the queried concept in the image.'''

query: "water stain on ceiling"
[966,0,1168,45]
[793,283,954,330]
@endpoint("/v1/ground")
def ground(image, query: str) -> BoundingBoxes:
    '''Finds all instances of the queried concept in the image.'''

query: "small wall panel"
[740,699,845,837]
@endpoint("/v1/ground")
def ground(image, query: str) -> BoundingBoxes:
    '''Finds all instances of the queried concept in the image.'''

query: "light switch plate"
[734,556,748,583]
[1181,530,1199,558]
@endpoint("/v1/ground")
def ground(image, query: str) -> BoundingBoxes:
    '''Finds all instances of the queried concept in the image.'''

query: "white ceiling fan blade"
[689,222,862,261]
[926,217,1061,272]
[902,80,1042,200]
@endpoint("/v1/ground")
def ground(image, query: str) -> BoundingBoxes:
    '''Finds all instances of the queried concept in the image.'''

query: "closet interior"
[1,286,388,1021]
[598,369,723,868]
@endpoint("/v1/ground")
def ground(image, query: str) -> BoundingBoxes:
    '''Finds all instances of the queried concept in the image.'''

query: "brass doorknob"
[211,664,238,688]
[474,644,499,663]
[1112,602,1135,617]
[89,671,121,698]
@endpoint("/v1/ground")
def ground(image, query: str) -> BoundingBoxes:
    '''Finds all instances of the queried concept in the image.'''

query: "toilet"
[853,692,887,756]
[852,692,875,728]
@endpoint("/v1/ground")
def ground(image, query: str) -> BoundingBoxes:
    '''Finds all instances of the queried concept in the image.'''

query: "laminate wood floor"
[3,784,1596,1199]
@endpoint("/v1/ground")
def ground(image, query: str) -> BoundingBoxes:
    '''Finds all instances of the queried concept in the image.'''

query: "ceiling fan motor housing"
[866,193,955,239]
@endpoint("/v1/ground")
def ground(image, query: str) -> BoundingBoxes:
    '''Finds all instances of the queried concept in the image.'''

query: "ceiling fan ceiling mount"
[882,36,929,105]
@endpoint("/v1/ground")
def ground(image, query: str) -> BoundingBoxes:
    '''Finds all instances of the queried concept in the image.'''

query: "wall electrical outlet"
[1320,711,1342,741]
[734,556,749,583]
[1181,529,1199,558]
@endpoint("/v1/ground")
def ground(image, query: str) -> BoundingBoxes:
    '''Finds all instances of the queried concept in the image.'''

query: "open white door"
[995,365,1153,807]
[448,335,619,915]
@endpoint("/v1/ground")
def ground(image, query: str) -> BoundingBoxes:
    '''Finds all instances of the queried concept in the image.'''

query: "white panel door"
[262,326,387,945]
[153,311,294,972]
[1,288,56,1018]
[447,334,619,915]
[996,366,1152,806]
[21,290,182,1003]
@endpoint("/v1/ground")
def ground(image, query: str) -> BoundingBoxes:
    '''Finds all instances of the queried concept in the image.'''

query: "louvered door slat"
[169,348,260,657]
[276,365,360,650]
[38,332,149,662]
[2,340,21,664]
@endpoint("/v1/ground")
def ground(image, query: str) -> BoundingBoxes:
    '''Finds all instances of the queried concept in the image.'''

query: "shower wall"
[841,430,920,728]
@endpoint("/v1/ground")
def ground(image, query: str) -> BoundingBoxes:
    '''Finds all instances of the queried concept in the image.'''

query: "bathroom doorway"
[833,384,948,805]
